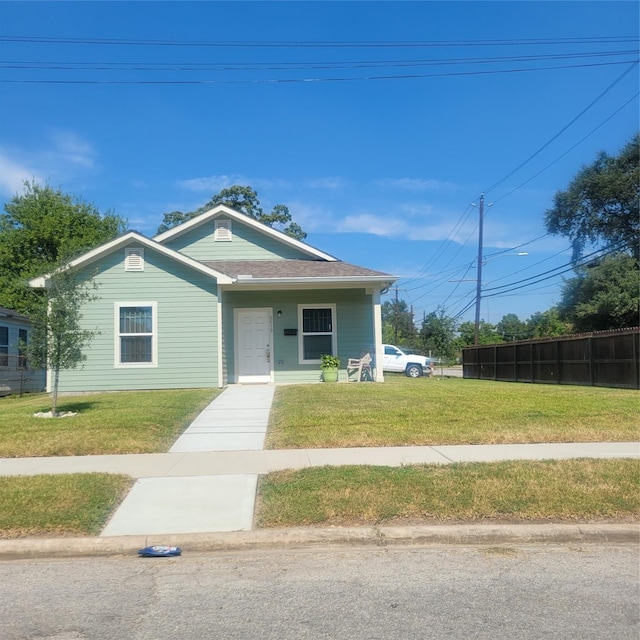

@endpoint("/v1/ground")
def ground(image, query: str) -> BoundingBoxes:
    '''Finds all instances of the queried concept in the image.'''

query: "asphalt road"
[2,544,638,639]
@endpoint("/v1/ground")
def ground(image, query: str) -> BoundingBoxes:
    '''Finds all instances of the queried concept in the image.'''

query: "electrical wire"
[482,61,639,195]
[490,91,640,205]
[2,49,637,72]
[1,59,637,84]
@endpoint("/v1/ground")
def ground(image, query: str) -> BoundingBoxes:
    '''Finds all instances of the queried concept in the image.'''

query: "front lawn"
[0,474,133,538]
[0,389,219,457]
[266,376,639,448]
[256,459,640,527]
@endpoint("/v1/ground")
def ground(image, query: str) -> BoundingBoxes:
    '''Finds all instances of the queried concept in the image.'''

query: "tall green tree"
[558,254,639,331]
[382,296,417,346]
[27,269,99,417]
[526,308,572,338]
[457,320,502,346]
[544,135,639,331]
[419,306,457,359]
[0,181,126,315]
[157,185,307,240]
[496,313,529,341]
[545,134,639,260]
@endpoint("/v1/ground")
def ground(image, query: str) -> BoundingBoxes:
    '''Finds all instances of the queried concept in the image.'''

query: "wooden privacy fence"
[462,327,640,389]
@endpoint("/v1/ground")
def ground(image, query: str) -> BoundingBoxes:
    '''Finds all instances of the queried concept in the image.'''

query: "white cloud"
[0,153,43,196]
[376,177,457,191]
[0,130,98,197]
[176,174,242,192]
[47,130,96,169]
[306,177,347,190]
[176,174,294,194]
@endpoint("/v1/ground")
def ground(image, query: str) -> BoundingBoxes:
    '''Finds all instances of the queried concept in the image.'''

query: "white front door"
[235,308,272,383]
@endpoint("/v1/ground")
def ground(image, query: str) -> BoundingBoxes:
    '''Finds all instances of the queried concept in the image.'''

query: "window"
[115,303,157,366]
[215,220,232,241]
[18,328,27,368]
[125,247,144,271]
[298,305,336,363]
[0,326,7,367]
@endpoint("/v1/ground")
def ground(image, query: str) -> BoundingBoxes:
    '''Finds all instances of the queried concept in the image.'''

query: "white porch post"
[216,285,224,387]
[372,288,384,382]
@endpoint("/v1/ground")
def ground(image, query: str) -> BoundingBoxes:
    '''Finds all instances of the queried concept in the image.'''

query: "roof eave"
[28,231,234,288]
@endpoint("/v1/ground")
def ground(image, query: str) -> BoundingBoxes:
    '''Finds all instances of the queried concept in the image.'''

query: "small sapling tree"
[28,269,99,416]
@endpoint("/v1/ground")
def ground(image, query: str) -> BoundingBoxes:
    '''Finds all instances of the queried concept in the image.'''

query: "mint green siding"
[222,289,374,383]
[163,217,312,261]
[57,244,220,392]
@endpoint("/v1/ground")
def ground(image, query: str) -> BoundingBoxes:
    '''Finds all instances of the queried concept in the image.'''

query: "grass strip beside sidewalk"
[267,377,640,448]
[0,474,133,538]
[0,389,219,457]
[256,459,640,528]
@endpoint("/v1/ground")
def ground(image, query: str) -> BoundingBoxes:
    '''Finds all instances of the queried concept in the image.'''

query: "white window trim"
[114,302,158,368]
[297,303,337,365]
[214,219,232,241]
[125,247,145,271]
[0,325,8,368]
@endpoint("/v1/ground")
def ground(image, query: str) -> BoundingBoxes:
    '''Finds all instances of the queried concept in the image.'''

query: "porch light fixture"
[277,310,282,317]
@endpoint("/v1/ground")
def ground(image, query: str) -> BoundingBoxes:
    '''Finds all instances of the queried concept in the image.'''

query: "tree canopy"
[157,185,307,241]
[558,254,639,332]
[545,134,639,261]
[0,182,126,315]
[544,135,639,331]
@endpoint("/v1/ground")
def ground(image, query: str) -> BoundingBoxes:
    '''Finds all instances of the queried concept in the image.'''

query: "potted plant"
[320,354,340,382]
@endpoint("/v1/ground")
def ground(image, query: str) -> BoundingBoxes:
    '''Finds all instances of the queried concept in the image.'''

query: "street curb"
[1,524,638,560]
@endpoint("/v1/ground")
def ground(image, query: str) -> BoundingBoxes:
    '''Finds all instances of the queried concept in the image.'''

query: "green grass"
[266,376,640,448]
[0,474,133,538]
[256,459,640,527]
[0,389,219,457]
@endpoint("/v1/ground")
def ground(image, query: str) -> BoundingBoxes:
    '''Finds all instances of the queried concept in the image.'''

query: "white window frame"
[214,219,232,241]
[0,325,8,368]
[125,247,145,271]
[114,302,158,368]
[297,304,337,365]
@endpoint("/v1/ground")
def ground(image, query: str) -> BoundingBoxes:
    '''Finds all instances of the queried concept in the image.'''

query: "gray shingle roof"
[202,259,392,280]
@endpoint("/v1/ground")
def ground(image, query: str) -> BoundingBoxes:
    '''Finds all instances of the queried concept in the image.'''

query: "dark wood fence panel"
[463,328,640,389]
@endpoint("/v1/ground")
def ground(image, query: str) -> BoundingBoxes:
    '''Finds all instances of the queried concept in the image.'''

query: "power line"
[2,59,637,84]
[490,91,640,205]
[1,35,636,48]
[482,61,639,195]
[3,49,637,71]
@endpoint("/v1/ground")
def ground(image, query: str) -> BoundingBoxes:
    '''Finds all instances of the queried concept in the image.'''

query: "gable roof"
[205,259,395,284]
[29,231,234,288]
[0,306,32,323]
[153,204,337,262]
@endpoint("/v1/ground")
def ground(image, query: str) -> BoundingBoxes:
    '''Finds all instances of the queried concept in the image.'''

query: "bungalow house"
[0,306,46,396]
[30,205,397,392]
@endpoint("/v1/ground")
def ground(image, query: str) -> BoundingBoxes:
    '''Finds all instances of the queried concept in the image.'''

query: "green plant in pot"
[320,354,340,383]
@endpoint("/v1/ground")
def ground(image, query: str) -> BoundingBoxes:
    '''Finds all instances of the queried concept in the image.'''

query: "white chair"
[347,353,372,382]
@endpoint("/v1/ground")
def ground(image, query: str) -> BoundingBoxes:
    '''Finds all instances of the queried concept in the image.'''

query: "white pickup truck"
[382,344,432,378]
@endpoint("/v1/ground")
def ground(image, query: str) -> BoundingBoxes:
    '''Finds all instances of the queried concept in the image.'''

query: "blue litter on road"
[138,545,182,557]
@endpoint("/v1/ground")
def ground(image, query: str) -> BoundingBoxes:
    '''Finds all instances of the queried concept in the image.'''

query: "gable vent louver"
[125,247,144,271]
[215,220,232,241]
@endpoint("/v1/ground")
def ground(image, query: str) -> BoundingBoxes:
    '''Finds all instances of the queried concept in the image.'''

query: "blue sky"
[1,1,638,325]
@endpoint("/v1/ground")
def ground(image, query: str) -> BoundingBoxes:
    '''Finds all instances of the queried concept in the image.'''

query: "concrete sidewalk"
[1,382,638,540]
[2,441,638,478]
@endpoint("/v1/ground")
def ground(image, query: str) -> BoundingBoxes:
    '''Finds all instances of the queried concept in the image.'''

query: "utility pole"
[474,194,484,346]
[394,285,399,344]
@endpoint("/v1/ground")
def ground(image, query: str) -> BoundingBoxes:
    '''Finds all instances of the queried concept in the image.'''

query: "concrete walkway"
[1,383,638,538]
[100,385,274,536]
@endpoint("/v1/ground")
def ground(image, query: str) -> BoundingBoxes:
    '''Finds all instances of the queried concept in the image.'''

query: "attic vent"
[215,220,232,242]
[125,247,144,271]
